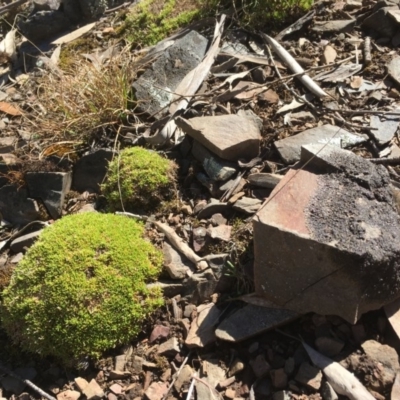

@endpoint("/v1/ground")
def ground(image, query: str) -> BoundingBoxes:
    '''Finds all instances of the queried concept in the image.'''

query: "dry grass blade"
[27,47,139,143]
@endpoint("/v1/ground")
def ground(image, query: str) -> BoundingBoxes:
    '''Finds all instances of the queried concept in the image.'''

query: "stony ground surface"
[2,0,400,400]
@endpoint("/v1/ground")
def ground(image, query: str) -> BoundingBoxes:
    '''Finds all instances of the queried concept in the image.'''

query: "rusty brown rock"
[253,148,400,323]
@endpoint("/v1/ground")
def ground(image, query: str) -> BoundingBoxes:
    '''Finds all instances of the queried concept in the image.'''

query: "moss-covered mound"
[101,147,177,212]
[1,213,163,363]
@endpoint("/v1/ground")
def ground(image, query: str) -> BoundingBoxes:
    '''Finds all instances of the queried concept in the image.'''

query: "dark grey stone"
[216,304,298,342]
[197,201,230,219]
[192,141,237,182]
[362,7,400,37]
[312,19,356,33]
[72,149,114,193]
[18,11,72,42]
[232,197,262,214]
[10,230,43,253]
[26,171,71,219]
[132,30,208,116]
[0,185,40,225]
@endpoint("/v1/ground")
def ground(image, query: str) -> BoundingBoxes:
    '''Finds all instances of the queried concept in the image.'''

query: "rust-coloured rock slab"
[253,162,400,323]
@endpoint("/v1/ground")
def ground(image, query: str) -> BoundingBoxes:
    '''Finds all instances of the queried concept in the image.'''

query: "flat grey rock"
[177,114,261,161]
[247,173,283,189]
[132,30,208,116]
[370,115,400,145]
[26,171,71,219]
[274,124,366,164]
[216,304,298,342]
[197,201,230,219]
[232,197,262,214]
[312,19,355,33]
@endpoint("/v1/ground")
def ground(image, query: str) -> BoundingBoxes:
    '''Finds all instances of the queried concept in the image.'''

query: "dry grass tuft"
[27,47,139,142]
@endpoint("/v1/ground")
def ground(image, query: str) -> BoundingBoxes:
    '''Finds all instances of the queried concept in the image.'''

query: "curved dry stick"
[153,220,203,266]
[262,34,328,98]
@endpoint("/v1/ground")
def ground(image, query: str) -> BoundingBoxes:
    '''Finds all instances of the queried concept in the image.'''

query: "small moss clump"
[101,147,177,212]
[117,0,203,46]
[1,213,163,363]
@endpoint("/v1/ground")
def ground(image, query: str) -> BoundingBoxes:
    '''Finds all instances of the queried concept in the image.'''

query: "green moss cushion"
[2,213,163,362]
[101,147,176,211]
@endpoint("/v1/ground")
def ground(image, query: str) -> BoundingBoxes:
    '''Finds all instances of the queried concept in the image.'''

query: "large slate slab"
[216,304,298,342]
[253,149,400,323]
[274,124,366,164]
[176,114,261,161]
[132,30,208,116]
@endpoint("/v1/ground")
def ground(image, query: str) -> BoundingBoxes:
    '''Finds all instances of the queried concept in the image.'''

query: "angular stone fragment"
[74,377,89,392]
[247,173,282,189]
[192,141,237,182]
[174,365,193,392]
[250,354,271,378]
[274,124,366,164]
[216,304,298,342]
[83,379,104,400]
[295,363,322,390]
[149,324,170,344]
[207,225,232,242]
[73,149,114,193]
[361,340,399,387]
[10,229,43,253]
[232,197,262,214]
[196,359,226,400]
[362,7,400,37]
[197,201,230,219]
[157,337,180,356]
[253,148,400,323]
[144,382,168,400]
[132,31,208,116]
[370,115,400,145]
[57,391,80,400]
[26,171,71,219]
[312,19,355,33]
[163,241,193,280]
[0,185,40,225]
[185,303,221,348]
[315,336,344,357]
[176,114,261,161]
